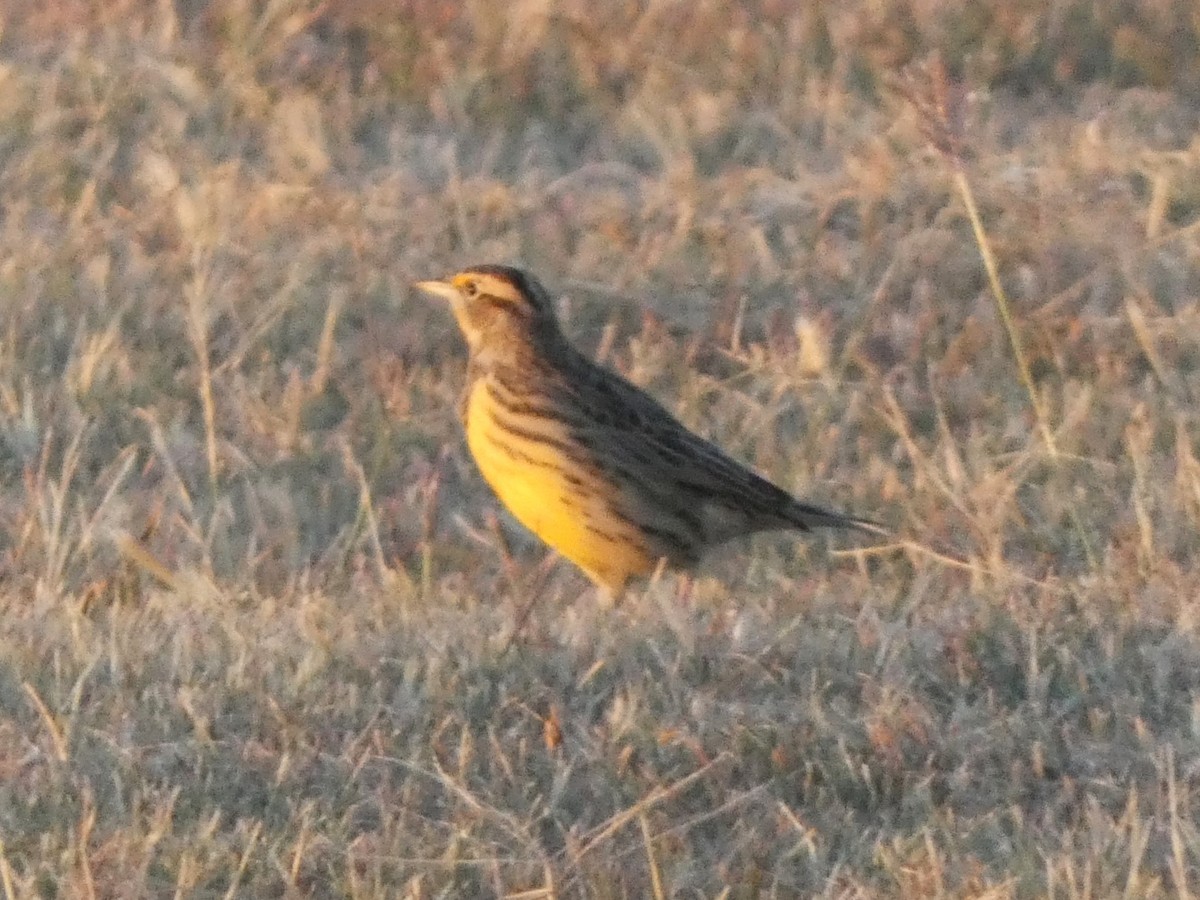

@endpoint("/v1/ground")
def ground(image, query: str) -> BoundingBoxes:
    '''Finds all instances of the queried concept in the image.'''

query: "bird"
[415,265,883,595]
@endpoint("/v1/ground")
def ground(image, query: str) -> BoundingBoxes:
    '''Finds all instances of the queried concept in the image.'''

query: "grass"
[1,0,1200,896]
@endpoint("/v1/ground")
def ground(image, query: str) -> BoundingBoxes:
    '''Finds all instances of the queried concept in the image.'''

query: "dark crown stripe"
[462,264,549,314]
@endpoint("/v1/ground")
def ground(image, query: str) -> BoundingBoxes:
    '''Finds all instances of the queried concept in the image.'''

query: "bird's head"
[415,265,564,368]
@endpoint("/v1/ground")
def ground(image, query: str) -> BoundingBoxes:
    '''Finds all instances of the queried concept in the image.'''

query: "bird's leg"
[674,571,695,607]
[500,552,560,655]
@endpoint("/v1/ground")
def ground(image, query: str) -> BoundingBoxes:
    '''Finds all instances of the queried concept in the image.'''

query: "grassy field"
[1,1,1199,896]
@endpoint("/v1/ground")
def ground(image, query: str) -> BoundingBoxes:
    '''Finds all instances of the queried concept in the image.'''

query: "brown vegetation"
[0,1,1199,895]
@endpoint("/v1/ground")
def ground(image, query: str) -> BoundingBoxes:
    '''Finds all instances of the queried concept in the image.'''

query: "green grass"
[1,1,1199,896]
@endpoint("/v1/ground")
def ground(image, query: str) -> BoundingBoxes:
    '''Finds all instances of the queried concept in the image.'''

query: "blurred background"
[0,2,1198,896]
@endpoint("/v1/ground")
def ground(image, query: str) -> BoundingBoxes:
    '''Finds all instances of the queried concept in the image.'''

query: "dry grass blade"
[223,821,262,900]
[113,531,181,591]
[639,813,666,900]
[184,255,221,491]
[394,756,557,878]
[23,682,69,763]
[569,753,731,866]
[504,887,555,900]
[0,841,16,900]
[76,796,97,900]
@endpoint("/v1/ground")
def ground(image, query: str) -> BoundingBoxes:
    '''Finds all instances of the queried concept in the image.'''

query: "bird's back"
[554,355,870,547]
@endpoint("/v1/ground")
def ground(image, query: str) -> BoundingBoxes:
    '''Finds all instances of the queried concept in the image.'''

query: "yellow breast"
[464,379,656,592]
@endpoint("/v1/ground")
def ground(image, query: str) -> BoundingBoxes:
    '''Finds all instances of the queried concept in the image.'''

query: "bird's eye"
[464,280,478,298]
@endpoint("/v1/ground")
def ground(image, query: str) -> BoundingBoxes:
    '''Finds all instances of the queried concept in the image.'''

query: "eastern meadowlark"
[416,265,882,594]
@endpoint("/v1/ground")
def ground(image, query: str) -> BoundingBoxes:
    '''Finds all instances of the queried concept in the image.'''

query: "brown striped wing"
[553,361,865,550]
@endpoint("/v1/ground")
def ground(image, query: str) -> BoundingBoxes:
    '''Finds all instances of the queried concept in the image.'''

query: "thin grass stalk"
[951,168,1056,456]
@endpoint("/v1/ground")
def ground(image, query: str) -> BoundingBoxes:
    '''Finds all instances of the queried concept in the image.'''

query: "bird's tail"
[784,500,888,537]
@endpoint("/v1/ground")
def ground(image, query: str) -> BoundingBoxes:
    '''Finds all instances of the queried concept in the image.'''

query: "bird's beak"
[414,279,460,304]
[415,277,474,342]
